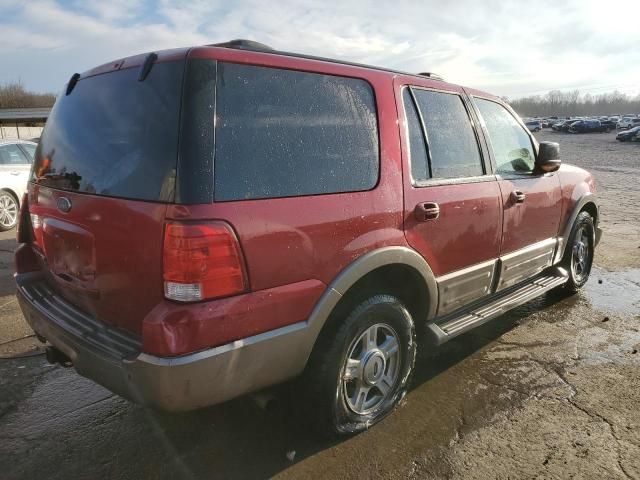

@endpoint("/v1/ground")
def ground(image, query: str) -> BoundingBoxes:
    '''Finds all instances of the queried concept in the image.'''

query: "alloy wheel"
[0,193,18,229]
[571,226,591,282]
[342,323,401,415]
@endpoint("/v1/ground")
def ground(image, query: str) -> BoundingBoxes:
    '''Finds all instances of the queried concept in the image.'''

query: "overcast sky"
[1,0,638,98]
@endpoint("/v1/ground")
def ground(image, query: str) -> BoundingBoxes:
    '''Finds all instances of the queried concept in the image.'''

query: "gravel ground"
[0,130,638,479]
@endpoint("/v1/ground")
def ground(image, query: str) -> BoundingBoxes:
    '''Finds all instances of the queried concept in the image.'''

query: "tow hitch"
[45,346,73,367]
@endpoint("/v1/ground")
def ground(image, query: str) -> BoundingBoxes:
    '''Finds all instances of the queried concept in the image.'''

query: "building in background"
[0,108,51,140]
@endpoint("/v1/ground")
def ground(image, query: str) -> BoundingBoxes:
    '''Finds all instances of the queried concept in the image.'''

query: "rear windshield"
[32,60,184,202]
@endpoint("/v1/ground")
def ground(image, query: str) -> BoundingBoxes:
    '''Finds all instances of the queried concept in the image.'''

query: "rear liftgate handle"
[414,202,440,222]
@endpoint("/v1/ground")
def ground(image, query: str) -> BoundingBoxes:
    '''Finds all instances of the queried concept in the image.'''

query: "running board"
[427,268,569,345]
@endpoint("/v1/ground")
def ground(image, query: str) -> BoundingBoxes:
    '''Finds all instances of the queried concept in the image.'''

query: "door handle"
[511,190,526,204]
[414,202,440,222]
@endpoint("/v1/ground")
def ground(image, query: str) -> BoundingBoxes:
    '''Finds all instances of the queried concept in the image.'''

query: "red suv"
[15,40,601,435]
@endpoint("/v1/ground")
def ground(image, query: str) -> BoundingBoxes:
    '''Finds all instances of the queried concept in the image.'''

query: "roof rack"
[417,72,445,81]
[209,39,274,51]
[209,39,447,83]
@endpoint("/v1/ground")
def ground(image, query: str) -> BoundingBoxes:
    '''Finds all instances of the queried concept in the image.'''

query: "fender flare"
[555,193,599,263]
[298,246,439,366]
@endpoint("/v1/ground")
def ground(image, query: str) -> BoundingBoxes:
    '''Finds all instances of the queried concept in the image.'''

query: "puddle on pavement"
[584,267,640,315]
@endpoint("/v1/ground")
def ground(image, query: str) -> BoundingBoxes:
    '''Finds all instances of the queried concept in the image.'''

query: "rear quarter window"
[213,63,379,201]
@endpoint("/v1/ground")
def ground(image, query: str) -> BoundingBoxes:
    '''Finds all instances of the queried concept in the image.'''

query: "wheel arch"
[555,193,599,263]
[301,246,438,366]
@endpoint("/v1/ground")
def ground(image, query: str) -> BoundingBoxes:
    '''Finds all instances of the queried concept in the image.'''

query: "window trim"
[470,95,542,179]
[401,85,491,187]
[212,61,382,202]
[402,87,431,180]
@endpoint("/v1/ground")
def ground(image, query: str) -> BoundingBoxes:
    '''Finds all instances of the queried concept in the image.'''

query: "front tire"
[562,211,595,292]
[301,295,416,436]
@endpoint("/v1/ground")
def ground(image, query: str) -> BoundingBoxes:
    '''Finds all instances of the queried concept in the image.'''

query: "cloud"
[0,0,638,98]
[74,0,145,21]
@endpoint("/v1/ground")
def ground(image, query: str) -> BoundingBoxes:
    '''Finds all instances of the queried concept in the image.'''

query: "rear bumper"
[16,272,316,411]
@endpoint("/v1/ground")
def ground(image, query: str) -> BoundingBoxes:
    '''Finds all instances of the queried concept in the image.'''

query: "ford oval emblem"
[57,197,72,213]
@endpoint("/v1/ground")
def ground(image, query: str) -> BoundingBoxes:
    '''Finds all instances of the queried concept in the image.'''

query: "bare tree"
[506,90,640,117]
[0,82,56,109]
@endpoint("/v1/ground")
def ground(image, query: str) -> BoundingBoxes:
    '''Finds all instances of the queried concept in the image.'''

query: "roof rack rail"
[206,39,447,84]
[417,72,445,81]
[209,39,273,51]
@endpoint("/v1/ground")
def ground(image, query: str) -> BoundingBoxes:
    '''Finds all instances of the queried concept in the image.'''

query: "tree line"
[0,82,56,109]
[2,80,639,120]
[505,90,640,118]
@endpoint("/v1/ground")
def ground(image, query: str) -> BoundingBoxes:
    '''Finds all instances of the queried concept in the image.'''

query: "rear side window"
[406,88,483,181]
[402,89,429,181]
[214,63,379,201]
[474,98,535,174]
[0,144,30,165]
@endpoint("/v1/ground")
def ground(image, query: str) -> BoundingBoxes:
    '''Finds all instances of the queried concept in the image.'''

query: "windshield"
[32,60,184,202]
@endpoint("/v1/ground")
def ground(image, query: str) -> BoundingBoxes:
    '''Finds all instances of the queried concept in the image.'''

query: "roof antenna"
[138,52,158,81]
[65,73,81,95]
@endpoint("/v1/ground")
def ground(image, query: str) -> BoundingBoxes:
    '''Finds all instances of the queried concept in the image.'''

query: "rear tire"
[0,191,19,232]
[562,211,595,292]
[300,295,416,436]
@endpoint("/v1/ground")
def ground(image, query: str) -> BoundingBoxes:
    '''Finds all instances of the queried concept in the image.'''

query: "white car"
[525,120,542,132]
[0,140,36,231]
[617,117,640,130]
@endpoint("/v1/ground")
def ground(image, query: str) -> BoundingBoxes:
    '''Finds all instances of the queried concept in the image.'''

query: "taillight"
[162,221,247,302]
[30,213,44,250]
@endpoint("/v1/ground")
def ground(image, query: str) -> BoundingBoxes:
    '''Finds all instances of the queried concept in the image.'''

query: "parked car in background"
[0,140,36,231]
[600,120,617,130]
[633,130,640,142]
[14,40,602,435]
[552,120,573,131]
[569,120,612,133]
[616,126,640,141]
[525,120,542,132]
[561,120,582,132]
[617,117,640,130]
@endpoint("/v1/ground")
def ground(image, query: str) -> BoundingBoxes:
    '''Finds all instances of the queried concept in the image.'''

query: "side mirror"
[536,141,561,173]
